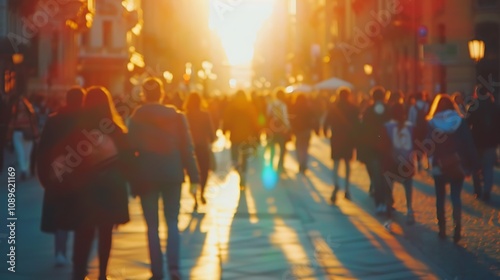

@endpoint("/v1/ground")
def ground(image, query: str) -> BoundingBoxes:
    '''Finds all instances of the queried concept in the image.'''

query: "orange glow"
[209,0,276,66]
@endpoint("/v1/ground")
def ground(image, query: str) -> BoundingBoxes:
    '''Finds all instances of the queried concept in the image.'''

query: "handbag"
[436,153,466,180]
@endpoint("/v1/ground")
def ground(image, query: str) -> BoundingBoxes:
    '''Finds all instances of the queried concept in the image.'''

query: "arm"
[408,106,416,125]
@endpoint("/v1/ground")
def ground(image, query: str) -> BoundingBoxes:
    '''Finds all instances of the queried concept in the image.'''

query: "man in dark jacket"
[128,77,200,280]
[359,86,392,216]
[467,84,500,201]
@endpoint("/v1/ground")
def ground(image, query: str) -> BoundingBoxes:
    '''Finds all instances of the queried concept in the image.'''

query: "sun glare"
[209,0,276,66]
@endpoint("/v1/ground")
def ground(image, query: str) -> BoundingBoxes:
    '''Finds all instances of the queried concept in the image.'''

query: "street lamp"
[468,39,485,63]
[12,53,24,65]
[364,64,373,76]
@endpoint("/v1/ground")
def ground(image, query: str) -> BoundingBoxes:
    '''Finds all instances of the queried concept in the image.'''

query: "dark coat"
[324,100,359,160]
[37,107,83,232]
[290,101,319,135]
[128,103,200,192]
[357,102,391,162]
[185,109,216,148]
[466,98,500,150]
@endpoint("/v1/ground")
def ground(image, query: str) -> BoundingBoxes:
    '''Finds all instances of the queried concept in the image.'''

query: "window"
[103,21,112,48]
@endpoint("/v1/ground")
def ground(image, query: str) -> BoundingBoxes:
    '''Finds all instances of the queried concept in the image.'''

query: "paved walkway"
[0,135,499,280]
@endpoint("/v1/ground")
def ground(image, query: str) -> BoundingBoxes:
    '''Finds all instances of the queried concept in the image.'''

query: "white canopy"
[314,77,353,90]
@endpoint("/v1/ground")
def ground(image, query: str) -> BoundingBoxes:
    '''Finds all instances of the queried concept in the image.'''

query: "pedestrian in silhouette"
[358,86,392,216]
[266,88,291,173]
[466,85,500,202]
[128,77,200,280]
[71,86,130,280]
[427,94,479,243]
[37,87,86,266]
[290,93,319,174]
[222,90,259,189]
[324,87,358,202]
[184,92,216,210]
[382,103,415,225]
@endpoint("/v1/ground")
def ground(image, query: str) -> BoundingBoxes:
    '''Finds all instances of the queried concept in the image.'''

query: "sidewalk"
[0,135,498,279]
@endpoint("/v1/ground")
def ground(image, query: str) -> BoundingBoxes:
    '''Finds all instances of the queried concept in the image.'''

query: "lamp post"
[468,38,485,95]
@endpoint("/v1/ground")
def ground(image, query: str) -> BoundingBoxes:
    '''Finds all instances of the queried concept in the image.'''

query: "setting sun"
[209,0,276,66]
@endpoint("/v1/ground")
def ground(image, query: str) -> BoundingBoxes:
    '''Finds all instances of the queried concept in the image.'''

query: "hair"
[84,86,128,133]
[293,93,307,105]
[450,91,464,104]
[184,92,202,112]
[388,90,404,104]
[337,87,351,102]
[370,86,386,102]
[142,77,164,103]
[475,84,495,102]
[414,91,424,101]
[273,87,286,101]
[427,94,462,120]
[66,86,86,109]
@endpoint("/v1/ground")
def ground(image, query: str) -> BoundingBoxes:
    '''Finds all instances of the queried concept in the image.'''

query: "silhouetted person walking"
[324,88,358,202]
[466,85,500,202]
[427,94,479,243]
[128,78,200,280]
[37,87,86,266]
[71,86,130,280]
[184,92,216,210]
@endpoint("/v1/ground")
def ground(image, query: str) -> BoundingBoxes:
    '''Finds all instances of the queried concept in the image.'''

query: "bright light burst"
[209,0,276,66]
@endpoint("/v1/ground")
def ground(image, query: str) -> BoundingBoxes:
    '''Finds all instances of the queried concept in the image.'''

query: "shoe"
[55,253,70,267]
[193,201,198,212]
[383,220,392,232]
[438,222,446,239]
[200,196,207,205]
[344,191,351,200]
[406,212,415,225]
[330,186,339,204]
[170,270,181,280]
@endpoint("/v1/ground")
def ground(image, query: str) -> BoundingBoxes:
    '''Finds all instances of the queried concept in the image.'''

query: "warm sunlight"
[209,0,276,66]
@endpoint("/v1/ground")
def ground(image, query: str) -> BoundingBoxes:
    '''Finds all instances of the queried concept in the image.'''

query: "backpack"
[268,102,289,133]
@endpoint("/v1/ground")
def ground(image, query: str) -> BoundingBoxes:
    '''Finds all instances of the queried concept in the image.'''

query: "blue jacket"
[128,103,200,186]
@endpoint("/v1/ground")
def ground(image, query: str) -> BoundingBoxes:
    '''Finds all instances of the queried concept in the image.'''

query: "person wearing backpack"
[427,94,479,243]
[266,88,291,173]
[466,84,500,202]
[382,103,416,225]
[128,78,200,280]
[408,91,430,171]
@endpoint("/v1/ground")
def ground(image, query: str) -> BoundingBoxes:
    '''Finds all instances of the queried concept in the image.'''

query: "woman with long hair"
[184,92,215,210]
[427,94,478,243]
[72,86,130,280]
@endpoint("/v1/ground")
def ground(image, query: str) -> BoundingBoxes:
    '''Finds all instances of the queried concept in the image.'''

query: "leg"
[22,138,33,175]
[196,146,210,204]
[269,140,276,168]
[162,185,182,275]
[55,230,68,256]
[403,178,415,224]
[481,148,496,201]
[331,159,340,203]
[12,131,27,174]
[434,176,447,238]
[140,190,163,279]
[97,224,113,279]
[277,136,286,171]
[344,158,351,193]
[472,149,483,197]
[449,178,464,228]
[73,225,95,279]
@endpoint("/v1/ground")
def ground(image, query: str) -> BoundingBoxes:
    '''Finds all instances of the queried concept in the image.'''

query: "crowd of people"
[0,76,499,279]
